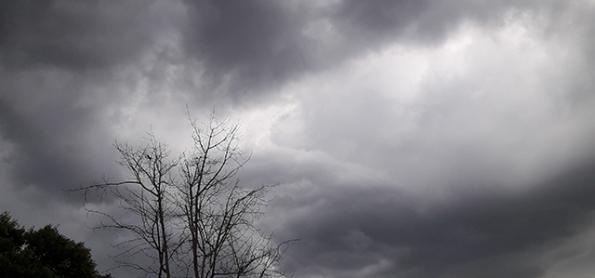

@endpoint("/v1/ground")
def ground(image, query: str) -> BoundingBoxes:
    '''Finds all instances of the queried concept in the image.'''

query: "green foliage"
[0,212,107,278]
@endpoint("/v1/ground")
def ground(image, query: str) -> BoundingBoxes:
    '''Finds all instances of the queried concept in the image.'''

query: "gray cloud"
[1,0,595,277]
[0,0,172,70]
[264,155,595,278]
[181,0,313,99]
[180,0,562,99]
[0,0,183,201]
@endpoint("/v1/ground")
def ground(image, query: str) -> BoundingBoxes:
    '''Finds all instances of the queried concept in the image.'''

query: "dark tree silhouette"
[0,212,109,278]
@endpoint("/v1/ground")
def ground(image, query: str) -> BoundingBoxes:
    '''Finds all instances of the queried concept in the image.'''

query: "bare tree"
[80,137,178,278]
[79,117,286,278]
[176,118,282,278]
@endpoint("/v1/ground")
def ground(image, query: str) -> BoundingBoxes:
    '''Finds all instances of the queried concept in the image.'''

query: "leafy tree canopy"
[0,212,109,278]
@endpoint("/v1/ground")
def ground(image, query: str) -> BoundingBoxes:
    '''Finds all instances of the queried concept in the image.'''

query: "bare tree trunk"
[158,195,171,278]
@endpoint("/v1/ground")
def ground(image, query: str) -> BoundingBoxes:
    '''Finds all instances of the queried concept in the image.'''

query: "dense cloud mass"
[1,0,595,277]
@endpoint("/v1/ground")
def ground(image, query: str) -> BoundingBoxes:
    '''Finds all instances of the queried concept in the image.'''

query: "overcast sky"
[2,0,595,277]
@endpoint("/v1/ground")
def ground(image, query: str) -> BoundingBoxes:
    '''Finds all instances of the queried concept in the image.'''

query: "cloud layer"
[1,1,595,277]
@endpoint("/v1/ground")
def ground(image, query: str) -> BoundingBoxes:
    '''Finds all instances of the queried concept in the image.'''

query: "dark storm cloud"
[0,69,119,201]
[0,94,114,198]
[181,0,555,98]
[182,0,312,96]
[0,0,182,199]
[330,0,547,42]
[0,0,166,70]
[274,156,595,278]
